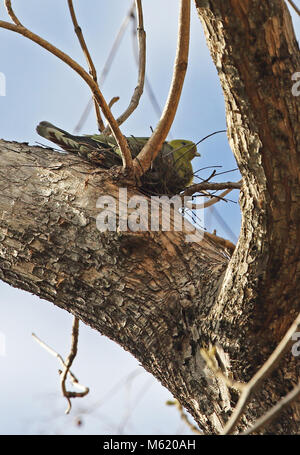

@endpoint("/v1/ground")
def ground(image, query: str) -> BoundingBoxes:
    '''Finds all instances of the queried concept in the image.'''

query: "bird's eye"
[182,141,187,145]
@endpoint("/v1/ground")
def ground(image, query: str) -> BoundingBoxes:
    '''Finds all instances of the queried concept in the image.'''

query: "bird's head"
[169,139,200,163]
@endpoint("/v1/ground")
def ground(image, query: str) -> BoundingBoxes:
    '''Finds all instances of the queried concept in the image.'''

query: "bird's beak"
[195,152,200,157]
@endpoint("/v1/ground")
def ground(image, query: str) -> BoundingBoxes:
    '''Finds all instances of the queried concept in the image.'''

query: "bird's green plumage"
[169,139,199,188]
[36,121,199,195]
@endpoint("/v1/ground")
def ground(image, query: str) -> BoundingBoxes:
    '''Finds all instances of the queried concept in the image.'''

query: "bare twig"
[222,313,300,434]
[209,205,239,243]
[185,179,242,209]
[4,0,22,26]
[67,0,105,132]
[133,0,191,178]
[0,10,133,170]
[108,96,120,109]
[131,11,163,122]
[185,188,234,209]
[60,317,83,414]
[32,320,89,415]
[286,0,300,16]
[242,382,300,435]
[182,181,242,198]
[202,188,236,208]
[74,1,136,133]
[103,0,146,134]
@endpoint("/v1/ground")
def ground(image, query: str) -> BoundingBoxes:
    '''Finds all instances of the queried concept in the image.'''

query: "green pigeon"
[36,121,199,196]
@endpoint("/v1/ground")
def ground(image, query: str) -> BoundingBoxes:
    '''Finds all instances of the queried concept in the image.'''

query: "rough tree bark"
[0,0,299,434]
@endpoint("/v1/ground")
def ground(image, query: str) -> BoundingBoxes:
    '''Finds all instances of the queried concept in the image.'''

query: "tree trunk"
[0,0,299,434]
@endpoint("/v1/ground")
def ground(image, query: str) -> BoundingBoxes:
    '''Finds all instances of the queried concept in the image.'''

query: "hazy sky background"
[0,0,299,435]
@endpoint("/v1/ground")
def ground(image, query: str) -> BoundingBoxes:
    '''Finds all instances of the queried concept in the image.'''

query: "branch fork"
[1,0,191,185]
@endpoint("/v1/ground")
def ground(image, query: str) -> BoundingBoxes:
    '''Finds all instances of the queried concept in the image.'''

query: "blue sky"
[0,0,299,435]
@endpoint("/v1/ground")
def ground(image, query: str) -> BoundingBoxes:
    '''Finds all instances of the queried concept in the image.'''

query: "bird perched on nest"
[36,121,199,196]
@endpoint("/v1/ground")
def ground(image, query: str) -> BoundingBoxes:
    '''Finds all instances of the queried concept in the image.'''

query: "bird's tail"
[36,121,98,153]
[36,121,120,166]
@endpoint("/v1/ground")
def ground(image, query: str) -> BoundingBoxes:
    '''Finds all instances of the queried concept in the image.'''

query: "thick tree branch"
[195,0,300,338]
[1,0,299,434]
[193,0,300,433]
[0,140,231,433]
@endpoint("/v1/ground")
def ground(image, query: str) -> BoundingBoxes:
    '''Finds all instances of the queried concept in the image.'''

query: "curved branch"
[4,0,22,26]
[133,0,191,177]
[73,1,136,133]
[0,17,133,170]
[67,0,105,132]
[103,0,146,133]
[32,320,89,415]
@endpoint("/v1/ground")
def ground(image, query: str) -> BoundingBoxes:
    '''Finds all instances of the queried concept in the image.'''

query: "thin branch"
[286,0,300,16]
[4,0,22,26]
[131,11,163,123]
[60,317,82,414]
[32,321,89,415]
[222,313,300,434]
[242,382,300,435]
[182,181,242,198]
[0,14,133,170]
[67,0,105,131]
[103,0,146,134]
[74,1,135,133]
[185,179,242,209]
[202,188,236,208]
[185,188,235,209]
[108,96,120,109]
[133,0,191,178]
